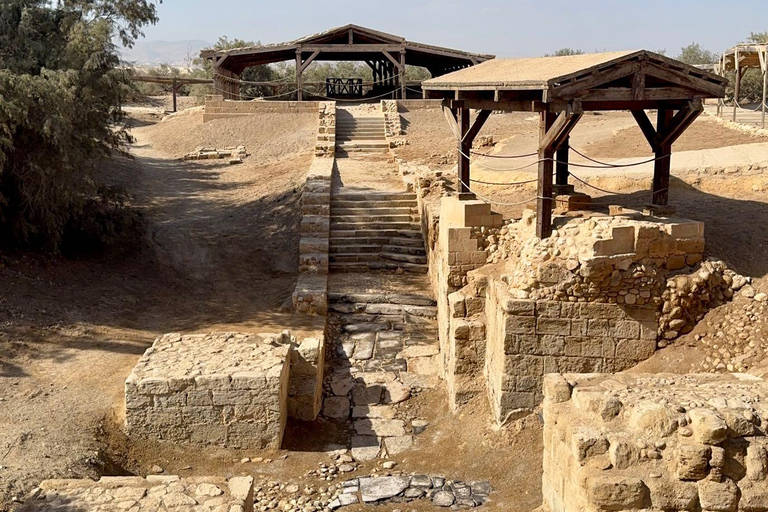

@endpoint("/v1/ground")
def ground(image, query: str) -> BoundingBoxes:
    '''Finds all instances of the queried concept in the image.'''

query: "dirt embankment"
[0,108,319,508]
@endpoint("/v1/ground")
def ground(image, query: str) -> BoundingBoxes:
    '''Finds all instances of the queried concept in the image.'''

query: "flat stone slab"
[352,405,396,419]
[383,435,413,455]
[354,418,406,437]
[359,476,410,502]
[351,332,375,360]
[351,385,383,405]
[323,396,351,419]
[125,332,292,449]
[19,476,253,512]
[351,435,381,461]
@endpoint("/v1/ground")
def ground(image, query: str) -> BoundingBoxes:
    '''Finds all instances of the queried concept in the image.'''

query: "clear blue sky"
[141,0,766,57]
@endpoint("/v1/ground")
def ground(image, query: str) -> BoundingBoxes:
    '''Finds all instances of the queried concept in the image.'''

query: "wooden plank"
[579,87,703,102]
[537,111,557,239]
[555,136,570,187]
[643,63,725,98]
[382,50,403,70]
[296,50,303,101]
[301,44,402,52]
[631,71,645,101]
[548,62,641,99]
[448,98,544,112]
[631,109,658,150]
[653,109,673,205]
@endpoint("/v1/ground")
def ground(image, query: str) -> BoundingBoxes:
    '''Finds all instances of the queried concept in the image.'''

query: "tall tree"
[677,43,718,65]
[0,0,160,249]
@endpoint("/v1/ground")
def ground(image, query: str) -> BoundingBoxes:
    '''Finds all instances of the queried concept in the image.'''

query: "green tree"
[748,31,768,44]
[0,0,159,249]
[546,48,585,57]
[676,43,718,65]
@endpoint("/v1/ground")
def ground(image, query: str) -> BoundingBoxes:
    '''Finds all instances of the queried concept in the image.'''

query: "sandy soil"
[0,108,319,508]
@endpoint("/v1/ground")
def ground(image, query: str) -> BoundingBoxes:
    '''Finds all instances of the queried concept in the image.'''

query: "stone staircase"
[335,111,389,155]
[324,289,440,460]
[330,192,429,274]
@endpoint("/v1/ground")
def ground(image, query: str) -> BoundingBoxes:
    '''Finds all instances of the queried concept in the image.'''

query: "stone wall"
[20,475,254,512]
[315,101,336,157]
[203,95,320,122]
[381,100,403,137]
[484,283,657,423]
[542,372,768,512]
[287,333,326,422]
[393,99,444,111]
[125,332,291,449]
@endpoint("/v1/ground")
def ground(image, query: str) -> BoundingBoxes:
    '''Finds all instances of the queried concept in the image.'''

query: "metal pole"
[172,77,177,112]
[762,47,767,129]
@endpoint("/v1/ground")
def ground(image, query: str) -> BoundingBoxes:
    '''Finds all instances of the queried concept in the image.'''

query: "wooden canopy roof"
[201,24,495,76]
[423,50,727,110]
[425,51,728,240]
[721,43,768,71]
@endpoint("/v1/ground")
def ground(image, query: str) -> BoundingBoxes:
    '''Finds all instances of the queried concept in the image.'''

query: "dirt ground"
[2,97,768,512]
[0,106,319,509]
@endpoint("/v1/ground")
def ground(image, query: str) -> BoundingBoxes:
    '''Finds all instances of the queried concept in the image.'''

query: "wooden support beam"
[555,136,570,190]
[172,77,177,112]
[464,109,492,144]
[400,51,406,99]
[457,104,471,194]
[441,102,461,140]
[655,100,703,148]
[653,109,673,206]
[300,50,320,73]
[296,50,303,101]
[631,71,646,101]
[539,100,583,153]
[631,109,658,150]
[537,111,557,239]
[382,50,403,70]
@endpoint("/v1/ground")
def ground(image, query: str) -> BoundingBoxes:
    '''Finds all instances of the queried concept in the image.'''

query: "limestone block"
[746,444,768,481]
[688,408,728,445]
[586,476,649,509]
[697,476,738,512]
[675,444,711,480]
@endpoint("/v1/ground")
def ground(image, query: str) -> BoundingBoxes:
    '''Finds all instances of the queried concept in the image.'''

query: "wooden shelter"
[717,44,768,128]
[200,24,494,101]
[422,50,727,238]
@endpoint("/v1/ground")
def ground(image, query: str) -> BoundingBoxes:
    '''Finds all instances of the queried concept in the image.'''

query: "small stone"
[432,490,455,507]
[411,419,429,435]
[382,461,397,469]
[150,465,164,474]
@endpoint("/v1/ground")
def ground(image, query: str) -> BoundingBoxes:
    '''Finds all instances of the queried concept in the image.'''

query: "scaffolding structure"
[716,43,768,128]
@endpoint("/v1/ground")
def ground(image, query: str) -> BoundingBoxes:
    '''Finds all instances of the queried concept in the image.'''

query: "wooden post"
[653,109,674,205]
[536,112,557,239]
[761,46,767,129]
[172,77,177,112]
[296,50,303,101]
[400,50,407,99]
[554,136,572,194]
[457,104,471,195]
[733,47,740,122]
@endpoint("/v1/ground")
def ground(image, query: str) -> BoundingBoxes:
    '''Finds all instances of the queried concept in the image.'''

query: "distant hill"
[120,39,212,67]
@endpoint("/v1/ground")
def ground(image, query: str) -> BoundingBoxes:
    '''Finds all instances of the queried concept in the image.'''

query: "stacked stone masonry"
[203,96,320,122]
[542,372,768,512]
[381,100,403,138]
[315,101,337,157]
[292,103,336,316]
[484,282,657,423]
[125,332,291,449]
[19,475,254,512]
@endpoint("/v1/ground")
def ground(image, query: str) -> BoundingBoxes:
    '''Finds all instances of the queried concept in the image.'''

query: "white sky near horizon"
[138,0,766,58]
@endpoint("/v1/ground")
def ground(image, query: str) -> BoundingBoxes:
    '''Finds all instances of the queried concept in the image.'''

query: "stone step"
[330,245,425,256]
[332,207,416,216]
[381,253,428,264]
[331,304,437,319]
[330,229,422,239]
[336,119,385,125]
[336,127,385,133]
[337,142,390,149]
[329,292,436,307]
[331,222,421,231]
[331,214,418,223]
[330,262,429,274]
[381,245,426,255]
[330,252,426,264]
[333,193,416,201]
[330,237,424,248]
[331,200,416,209]
[336,147,390,154]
